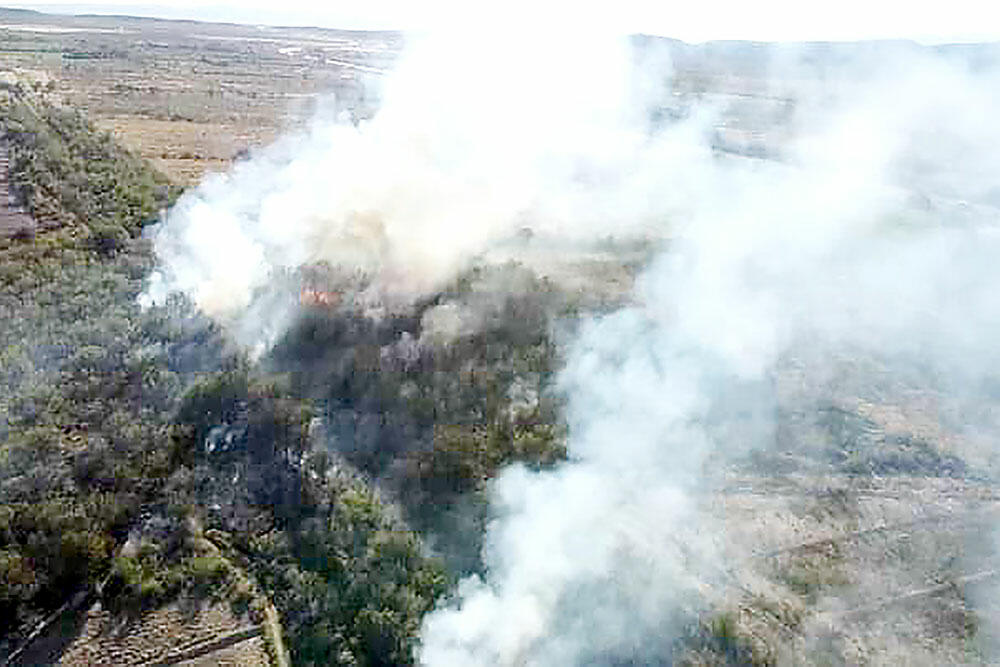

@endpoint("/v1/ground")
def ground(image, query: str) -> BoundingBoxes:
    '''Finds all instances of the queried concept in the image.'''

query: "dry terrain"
[17,596,270,666]
[0,7,400,184]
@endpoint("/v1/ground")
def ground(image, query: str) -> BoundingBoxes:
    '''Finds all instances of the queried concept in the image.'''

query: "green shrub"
[0,90,186,644]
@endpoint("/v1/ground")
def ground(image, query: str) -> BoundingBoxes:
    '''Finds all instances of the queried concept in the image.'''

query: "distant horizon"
[3,2,1000,45]
[0,4,402,33]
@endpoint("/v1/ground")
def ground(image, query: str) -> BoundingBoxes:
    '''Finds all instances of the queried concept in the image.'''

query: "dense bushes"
[0,91,196,651]
[246,482,447,666]
[171,370,447,665]
[0,89,568,665]
[4,92,175,247]
[266,264,569,579]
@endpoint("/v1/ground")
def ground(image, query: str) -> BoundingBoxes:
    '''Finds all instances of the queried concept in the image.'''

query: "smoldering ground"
[142,24,1000,667]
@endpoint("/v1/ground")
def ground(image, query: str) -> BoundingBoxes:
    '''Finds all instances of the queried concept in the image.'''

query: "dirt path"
[144,624,263,665]
[31,598,273,666]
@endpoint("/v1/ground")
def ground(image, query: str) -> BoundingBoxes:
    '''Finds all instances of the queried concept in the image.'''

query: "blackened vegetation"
[268,262,567,575]
[819,406,969,478]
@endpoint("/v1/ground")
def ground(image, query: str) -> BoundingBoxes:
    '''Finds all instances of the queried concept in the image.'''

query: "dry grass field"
[0,7,400,184]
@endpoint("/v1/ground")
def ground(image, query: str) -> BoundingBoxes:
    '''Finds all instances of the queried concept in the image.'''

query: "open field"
[0,7,400,184]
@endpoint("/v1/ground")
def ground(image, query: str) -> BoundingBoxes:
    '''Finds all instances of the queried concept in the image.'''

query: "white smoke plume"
[418,43,1000,666]
[140,25,678,351]
[138,14,1000,662]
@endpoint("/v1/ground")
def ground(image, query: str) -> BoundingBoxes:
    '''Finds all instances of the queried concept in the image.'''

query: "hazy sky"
[6,0,1000,43]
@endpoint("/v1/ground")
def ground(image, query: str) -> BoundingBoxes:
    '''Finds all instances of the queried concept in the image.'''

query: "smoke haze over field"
[417,37,1000,667]
[141,22,1000,665]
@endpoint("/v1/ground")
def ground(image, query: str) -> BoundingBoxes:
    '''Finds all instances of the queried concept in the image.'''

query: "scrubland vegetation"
[0,87,176,647]
[0,89,568,665]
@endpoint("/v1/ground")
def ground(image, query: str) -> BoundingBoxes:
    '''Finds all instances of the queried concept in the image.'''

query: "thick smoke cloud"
[139,18,1000,664]
[418,43,1000,667]
[140,27,678,352]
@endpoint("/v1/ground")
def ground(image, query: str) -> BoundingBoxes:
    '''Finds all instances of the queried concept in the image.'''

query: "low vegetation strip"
[817,569,1000,622]
[750,504,1000,562]
[0,84,541,665]
[0,86,181,654]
